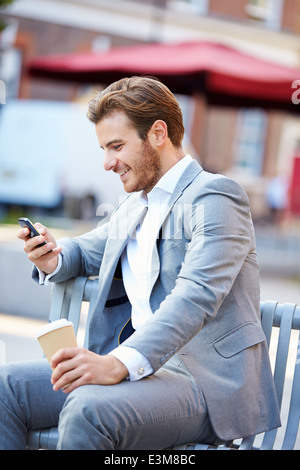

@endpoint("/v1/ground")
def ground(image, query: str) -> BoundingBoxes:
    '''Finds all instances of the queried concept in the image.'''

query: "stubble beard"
[127,138,162,194]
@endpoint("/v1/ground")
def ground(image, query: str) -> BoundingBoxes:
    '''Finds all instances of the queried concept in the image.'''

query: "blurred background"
[0,0,299,370]
[0,0,300,449]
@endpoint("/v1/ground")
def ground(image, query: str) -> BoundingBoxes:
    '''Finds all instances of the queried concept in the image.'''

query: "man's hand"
[50,348,129,393]
[17,223,62,275]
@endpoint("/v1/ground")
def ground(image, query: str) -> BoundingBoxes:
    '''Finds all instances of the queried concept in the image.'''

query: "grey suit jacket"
[42,159,280,441]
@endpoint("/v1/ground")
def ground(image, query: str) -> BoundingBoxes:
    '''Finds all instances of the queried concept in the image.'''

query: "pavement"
[0,220,299,449]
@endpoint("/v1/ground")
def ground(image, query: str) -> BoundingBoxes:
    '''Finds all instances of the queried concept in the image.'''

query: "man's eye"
[113,144,123,151]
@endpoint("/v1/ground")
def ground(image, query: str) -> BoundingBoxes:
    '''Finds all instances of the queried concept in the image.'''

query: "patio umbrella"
[28,41,300,112]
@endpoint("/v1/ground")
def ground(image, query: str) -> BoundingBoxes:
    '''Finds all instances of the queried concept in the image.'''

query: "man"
[0,76,280,449]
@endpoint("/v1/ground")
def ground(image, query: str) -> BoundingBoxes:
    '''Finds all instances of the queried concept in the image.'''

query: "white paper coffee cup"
[36,319,77,364]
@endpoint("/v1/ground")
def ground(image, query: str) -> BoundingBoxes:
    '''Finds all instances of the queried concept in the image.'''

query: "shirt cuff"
[37,253,62,285]
[109,345,153,381]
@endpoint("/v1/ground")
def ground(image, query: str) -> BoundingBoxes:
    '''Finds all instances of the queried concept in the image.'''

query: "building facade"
[1,0,300,217]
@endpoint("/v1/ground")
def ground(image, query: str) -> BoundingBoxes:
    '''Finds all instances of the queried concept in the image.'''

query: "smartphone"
[18,217,48,248]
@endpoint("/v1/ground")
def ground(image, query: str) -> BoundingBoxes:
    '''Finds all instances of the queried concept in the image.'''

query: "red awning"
[28,41,300,110]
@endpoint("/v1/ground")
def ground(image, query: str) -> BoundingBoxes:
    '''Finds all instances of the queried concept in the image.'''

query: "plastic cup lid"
[36,318,74,338]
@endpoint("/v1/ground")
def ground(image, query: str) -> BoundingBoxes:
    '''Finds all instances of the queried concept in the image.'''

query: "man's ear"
[148,120,168,147]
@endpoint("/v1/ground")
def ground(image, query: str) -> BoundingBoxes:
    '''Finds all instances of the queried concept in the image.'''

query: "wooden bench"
[26,277,300,450]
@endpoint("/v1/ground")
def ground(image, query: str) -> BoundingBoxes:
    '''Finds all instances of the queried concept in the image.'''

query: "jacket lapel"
[96,198,147,302]
[148,159,203,295]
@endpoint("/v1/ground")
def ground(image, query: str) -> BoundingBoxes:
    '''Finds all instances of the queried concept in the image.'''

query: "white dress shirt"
[41,155,193,381]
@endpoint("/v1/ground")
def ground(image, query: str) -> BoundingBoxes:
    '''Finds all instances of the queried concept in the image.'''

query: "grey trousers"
[0,356,218,450]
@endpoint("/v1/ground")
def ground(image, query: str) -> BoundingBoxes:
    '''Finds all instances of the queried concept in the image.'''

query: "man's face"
[96,111,162,193]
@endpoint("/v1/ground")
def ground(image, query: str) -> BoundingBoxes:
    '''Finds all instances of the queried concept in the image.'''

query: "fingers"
[51,348,81,393]
[17,222,45,241]
[23,234,51,261]
[16,226,30,241]
[50,347,78,370]
[17,221,62,273]
[24,236,49,254]
[50,349,129,393]
[28,245,62,262]
[34,223,49,239]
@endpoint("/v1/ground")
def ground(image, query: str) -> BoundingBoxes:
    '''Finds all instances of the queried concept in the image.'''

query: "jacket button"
[138,368,144,375]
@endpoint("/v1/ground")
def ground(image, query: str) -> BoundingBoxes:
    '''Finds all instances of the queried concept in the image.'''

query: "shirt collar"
[138,154,193,206]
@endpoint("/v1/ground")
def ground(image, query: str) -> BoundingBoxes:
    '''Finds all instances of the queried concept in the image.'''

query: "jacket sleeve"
[32,223,109,284]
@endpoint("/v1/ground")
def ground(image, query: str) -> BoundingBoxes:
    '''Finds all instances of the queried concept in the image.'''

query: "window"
[167,0,209,15]
[233,109,267,176]
[245,0,284,30]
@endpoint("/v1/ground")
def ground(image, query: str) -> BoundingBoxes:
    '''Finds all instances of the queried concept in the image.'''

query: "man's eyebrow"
[100,139,123,150]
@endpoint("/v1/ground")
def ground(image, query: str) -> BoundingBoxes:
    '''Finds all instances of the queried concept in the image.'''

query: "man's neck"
[158,146,185,179]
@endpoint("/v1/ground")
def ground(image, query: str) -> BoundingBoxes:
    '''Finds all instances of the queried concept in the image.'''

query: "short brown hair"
[87,76,184,147]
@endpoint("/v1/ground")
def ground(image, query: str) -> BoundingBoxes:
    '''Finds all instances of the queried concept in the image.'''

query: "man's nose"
[103,153,118,172]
